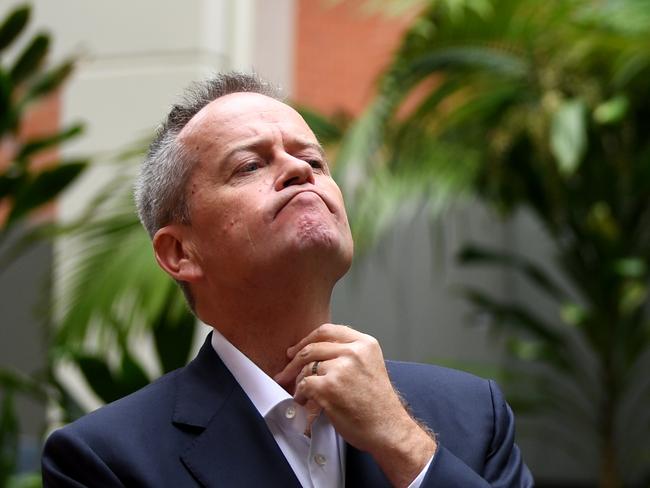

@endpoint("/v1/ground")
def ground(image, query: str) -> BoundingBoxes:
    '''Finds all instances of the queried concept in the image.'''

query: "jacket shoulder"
[52,367,182,442]
[386,360,493,404]
[386,361,502,467]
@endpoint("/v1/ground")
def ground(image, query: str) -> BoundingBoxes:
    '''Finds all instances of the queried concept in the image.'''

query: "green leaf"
[619,281,647,316]
[593,95,629,125]
[0,172,22,200]
[460,288,569,367]
[550,99,587,176]
[586,201,618,241]
[54,209,177,349]
[75,350,150,405]
[506,337,546,361]
[0,5,30,53]
[559,303,588,328]
[6,472,42,488]
[335,97,396,198]
[74,355,122,404]
[6,160,87,226]
[117,352,150,396]
[49,378,86,423]
[403,46,528,81]
[0,69,13,134]
[16,124,84,161]
[20,59,74,106]
[9,33,49,85]
[613,258,646,278]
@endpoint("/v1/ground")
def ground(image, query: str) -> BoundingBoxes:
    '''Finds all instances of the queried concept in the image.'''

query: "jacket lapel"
[173,334,301,487]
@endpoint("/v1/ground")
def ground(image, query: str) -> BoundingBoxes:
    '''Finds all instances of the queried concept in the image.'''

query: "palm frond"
[458,243,568,302]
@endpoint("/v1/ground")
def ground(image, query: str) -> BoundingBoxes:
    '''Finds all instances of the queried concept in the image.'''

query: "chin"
[295,214,337,247]
[292,215,353,275]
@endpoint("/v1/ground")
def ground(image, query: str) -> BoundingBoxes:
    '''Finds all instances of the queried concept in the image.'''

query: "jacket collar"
[171,332,392,487]
[172,332,301,487]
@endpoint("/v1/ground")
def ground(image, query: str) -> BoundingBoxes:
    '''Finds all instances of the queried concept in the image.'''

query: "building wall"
[294,0,414,115]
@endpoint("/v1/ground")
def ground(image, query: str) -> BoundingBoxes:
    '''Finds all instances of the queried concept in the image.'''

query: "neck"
[198,276,334,377]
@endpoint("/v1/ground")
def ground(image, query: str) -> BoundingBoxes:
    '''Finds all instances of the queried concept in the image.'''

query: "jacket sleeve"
[419,380,534,487]
[42,427,125,488]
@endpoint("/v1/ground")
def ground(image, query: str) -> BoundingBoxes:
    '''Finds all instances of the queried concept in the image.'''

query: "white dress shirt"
[211,330,431,487]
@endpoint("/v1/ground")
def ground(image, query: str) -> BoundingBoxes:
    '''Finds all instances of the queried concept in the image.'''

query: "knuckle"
[301,363,311,377]
[340,357,355,372]
[348,342,364,358]
[299,344,311,358]
[350,340,362,351]
[318,377,333,395]
[364,334,379,347]
[318,323,331,334]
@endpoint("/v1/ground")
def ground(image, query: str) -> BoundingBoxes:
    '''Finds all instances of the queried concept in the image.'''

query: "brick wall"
[293,0,415,116]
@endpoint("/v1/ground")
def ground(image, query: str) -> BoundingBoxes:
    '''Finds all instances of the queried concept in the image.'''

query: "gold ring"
[311,360,320,376]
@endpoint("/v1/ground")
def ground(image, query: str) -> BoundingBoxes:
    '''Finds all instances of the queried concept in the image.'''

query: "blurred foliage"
[50,141,198,408]
[0,3,87,486]
[0,5,86,257]
[0,4,194,485]
[52,133,196,362]
[334,0,650,486]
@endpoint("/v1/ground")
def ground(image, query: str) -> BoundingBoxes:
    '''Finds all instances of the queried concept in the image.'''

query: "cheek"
[204,204,263,249]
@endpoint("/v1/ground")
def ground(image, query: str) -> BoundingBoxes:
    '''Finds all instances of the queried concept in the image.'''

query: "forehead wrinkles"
[183,110,315,159]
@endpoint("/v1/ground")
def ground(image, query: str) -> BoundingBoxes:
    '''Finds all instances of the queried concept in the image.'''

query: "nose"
[275,155,315,190]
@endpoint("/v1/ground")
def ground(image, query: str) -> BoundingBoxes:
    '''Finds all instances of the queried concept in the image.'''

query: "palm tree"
[334,0,650,486]
[0,4,86,485]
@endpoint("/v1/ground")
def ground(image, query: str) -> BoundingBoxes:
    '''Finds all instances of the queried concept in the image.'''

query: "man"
[42,73,533,487]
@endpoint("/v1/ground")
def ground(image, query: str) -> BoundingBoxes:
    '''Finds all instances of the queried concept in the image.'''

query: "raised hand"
[275,324,436,487]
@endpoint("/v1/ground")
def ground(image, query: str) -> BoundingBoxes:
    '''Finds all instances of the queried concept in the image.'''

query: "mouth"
[273,189,334,220]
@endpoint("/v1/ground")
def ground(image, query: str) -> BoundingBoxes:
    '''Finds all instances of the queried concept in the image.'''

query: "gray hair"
[134,72,283,309]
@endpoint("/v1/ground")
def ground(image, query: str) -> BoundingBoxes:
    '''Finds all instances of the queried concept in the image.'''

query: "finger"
[275,341,346,384]
[295,358,330,386]
[294,375,322,405]
[286,323,358,359]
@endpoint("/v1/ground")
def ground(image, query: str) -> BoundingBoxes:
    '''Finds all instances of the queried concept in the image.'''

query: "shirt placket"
[308,412,342,488]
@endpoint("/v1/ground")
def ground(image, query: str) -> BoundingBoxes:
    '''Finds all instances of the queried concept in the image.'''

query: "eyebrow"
[299,141,326,158]
[222,137,326,164]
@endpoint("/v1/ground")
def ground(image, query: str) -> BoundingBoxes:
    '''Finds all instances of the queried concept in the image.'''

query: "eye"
[239,161,261,173]
[306,159,324,170]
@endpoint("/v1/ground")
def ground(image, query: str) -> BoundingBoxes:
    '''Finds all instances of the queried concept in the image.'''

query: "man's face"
[178,92,353,291]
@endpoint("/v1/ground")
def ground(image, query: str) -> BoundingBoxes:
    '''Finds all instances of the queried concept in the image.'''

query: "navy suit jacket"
[42,334,533,487]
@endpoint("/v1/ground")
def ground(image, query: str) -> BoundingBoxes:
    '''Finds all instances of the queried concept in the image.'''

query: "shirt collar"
[210,328,294,418]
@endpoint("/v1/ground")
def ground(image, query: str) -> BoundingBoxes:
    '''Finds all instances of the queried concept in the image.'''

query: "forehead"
[178,92,315,148]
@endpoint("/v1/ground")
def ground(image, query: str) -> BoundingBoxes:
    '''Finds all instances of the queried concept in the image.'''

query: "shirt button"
[314,454,327,466]
[285,406,296,419]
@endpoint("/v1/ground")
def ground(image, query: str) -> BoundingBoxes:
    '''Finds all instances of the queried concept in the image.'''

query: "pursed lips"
[273,188,334,220]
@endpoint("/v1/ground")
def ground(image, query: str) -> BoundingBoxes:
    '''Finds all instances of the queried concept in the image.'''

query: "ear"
[152,225,203,282]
